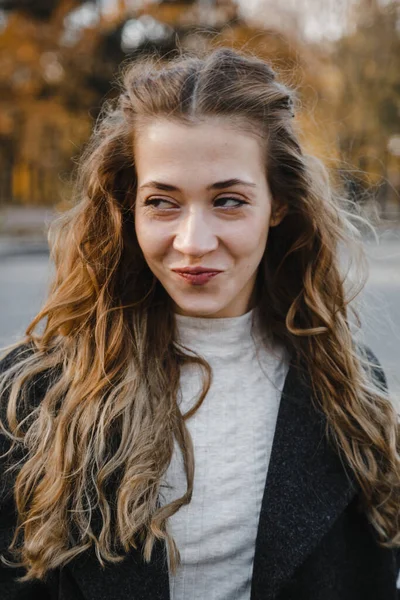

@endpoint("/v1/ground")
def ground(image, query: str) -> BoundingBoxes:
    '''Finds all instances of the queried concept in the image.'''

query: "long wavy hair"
[0,46,399,581]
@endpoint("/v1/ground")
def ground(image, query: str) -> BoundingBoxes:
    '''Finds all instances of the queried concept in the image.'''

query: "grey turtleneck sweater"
[159,308,290,600]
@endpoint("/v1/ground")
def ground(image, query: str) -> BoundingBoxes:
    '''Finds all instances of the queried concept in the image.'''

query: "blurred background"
[0,0,399,402]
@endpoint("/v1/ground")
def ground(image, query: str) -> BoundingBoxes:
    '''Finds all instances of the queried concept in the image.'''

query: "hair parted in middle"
[0,45,399,582]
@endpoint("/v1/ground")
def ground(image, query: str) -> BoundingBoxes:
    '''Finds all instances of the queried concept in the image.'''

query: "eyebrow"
[138,178,257,192]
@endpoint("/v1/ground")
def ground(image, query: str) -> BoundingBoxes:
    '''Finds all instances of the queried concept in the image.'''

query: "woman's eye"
[214,197,247,209]
[144,198,177,209]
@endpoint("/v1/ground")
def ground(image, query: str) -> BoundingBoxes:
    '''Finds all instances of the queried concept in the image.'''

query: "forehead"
[133,118,266,184]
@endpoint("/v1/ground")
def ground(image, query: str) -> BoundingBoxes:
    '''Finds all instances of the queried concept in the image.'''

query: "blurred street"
[0,234,399,403]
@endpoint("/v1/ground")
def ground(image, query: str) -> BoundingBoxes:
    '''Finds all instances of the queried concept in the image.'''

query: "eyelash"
[143,197,248,210]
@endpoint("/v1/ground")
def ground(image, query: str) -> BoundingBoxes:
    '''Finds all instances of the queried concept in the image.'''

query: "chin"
[172,298,227,318]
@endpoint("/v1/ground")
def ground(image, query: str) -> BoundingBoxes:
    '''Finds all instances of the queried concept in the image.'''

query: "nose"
[172,208,218,257]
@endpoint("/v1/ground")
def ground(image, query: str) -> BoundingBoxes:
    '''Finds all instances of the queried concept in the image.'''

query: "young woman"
[0,46,399,600]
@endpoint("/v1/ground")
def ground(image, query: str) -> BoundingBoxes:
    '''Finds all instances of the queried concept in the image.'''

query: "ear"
[269,203,288,227]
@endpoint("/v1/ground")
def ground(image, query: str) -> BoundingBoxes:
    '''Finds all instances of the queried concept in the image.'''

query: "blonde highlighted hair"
[0,45,399,581]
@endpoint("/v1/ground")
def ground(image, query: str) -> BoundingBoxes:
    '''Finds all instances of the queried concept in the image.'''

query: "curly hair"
[0,45,399,581]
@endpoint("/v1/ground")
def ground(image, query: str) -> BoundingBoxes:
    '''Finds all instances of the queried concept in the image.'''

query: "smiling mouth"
[172,268,223,274]
[173,271,221,286]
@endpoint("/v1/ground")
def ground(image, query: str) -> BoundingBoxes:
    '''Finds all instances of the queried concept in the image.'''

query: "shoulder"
[355,342,388,393]
[0,342,56,503]
[0,346,29,506]
[0,341,36,374]
[0,341,36,424]
[0,341,59,411]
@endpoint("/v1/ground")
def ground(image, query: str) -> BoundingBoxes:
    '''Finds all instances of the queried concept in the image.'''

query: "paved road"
[0,251,53,347]
[0,240,399,400]
[358,238,400,401]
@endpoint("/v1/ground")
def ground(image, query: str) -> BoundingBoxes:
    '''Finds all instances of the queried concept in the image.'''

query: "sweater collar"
[174,308,258,355]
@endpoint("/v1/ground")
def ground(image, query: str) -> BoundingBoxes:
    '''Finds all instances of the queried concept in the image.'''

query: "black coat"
[0,344,399,600]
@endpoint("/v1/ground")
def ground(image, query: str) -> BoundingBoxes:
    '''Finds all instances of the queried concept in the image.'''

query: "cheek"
[135,218,170,259]
[228,221,268,261]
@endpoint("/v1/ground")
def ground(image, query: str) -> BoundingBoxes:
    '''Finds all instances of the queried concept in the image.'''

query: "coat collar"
[68,357,358,600]
[250,357,359,599]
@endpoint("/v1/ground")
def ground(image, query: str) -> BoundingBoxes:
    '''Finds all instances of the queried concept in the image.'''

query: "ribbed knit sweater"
[159,307,290,600]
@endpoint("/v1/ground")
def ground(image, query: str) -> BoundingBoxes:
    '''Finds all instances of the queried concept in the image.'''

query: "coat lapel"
[68,358,359,600]
[250,357,359,599]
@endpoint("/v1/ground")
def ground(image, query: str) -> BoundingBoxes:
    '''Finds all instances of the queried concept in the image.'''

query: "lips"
[173,270,221,285]
[172,268,222,274]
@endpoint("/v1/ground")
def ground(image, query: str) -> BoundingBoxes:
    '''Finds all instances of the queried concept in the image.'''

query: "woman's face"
[134,118,285,318]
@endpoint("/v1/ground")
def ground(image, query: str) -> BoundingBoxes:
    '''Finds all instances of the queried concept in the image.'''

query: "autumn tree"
[332,0,400,211]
